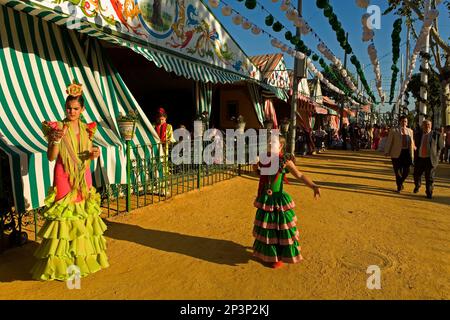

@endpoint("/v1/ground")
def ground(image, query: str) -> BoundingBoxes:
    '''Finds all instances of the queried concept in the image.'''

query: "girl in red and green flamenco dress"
[253,136,321,269]
[31,81,109,281]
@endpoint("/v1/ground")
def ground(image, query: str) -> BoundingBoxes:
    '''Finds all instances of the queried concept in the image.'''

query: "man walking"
[384,116,415,193]
[413,120,445,199]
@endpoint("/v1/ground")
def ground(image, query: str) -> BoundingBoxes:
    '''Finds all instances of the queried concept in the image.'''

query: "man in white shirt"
[413,120,445,199]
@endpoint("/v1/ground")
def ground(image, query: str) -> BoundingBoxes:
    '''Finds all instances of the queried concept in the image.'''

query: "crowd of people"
[292,121,450,166]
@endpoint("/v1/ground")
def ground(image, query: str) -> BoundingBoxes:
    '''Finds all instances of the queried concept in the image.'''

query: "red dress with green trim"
[31,121,109,281]
[252,154,303,264]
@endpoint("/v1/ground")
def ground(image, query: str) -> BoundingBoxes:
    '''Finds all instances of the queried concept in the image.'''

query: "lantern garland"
[388,18,403,104]
[393,7,439,109]
[359,3,385,103]
[367,44,385,103]
[315,0,375,102]
[263,0,363,98]
[215,0,347,96]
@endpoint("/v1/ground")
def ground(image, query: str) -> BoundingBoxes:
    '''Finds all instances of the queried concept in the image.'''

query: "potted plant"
[117,110,139,141]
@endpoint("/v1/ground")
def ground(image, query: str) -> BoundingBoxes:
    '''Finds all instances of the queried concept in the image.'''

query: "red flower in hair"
[157,107,167,117]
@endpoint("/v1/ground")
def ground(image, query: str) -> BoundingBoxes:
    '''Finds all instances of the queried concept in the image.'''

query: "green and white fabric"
[1,0,249,85]
[247,82,265,126]
[0,5,159,212]
[195,81,213,119]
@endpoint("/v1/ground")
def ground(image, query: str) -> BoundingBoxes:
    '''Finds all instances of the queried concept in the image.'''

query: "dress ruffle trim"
[254,215,298,231]
[253,229,300,245]
[31,187,109,281]
[252,242,303,264]
[253,192,296,212]
[42,187,102,220]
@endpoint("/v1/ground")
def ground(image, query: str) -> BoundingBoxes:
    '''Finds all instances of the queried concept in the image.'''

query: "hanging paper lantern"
[272,21,283,32]
[208,0,220,8]
[251,25,261,35]
[286,9,298,21]
[316,0,329,9]
[221,6,232,16]
[265,14,274,26]
[285,31,293,41]
[290,36,300,45]
[271,39,279,48]
[280,0,289,11]
[245,0,257,10]
[281,45,288,52]
[361,13,370,26]
[324,6,333,17]
[356,0,370,9]
[242,20,252,30]
[232,14,243,25]
[272,0,280,2]
[294,17,305,28]
[300,26,311,35]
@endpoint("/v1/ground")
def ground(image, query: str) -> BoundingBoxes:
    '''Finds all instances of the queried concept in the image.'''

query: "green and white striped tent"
[0,0,252,85]
[0,0,280,122]
[0,4,161,212]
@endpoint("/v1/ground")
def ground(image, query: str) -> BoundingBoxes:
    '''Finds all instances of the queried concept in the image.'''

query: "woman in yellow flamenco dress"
[31,81,109,281]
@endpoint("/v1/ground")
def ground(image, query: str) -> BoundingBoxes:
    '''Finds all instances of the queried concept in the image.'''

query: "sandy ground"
[0,150,449,300]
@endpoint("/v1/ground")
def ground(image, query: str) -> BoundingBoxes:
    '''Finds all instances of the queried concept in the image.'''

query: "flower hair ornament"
[66,79,83,97]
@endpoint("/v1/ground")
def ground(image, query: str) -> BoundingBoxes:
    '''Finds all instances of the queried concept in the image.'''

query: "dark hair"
[399,115,408,122]
[65,95,85,109]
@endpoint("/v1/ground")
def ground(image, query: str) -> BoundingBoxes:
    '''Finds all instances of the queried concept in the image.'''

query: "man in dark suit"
[413,120,445,199]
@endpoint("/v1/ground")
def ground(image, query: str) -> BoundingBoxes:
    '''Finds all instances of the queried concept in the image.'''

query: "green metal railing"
[1,138,255,247]
[99,139,253,216]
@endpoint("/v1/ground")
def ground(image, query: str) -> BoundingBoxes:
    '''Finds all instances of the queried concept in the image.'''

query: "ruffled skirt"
[31,187,109,281]
[252,192,303,264]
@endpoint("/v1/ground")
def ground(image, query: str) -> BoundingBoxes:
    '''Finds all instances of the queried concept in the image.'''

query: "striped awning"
[148,49,246,84]
[260,83,289,102]
[297,95,318,113]
[0,4,160,212]
[324,106,338,116]
[1,0,249,85]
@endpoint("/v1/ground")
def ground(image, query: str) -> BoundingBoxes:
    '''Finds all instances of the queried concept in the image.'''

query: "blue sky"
[208,0,450,112]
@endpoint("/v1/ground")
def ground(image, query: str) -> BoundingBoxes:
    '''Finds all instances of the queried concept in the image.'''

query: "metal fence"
[1,138,255,249]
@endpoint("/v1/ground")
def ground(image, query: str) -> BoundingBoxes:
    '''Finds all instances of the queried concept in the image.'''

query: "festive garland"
[350,55,376,102]
[315,0,374,102]
[389,18,402,104]
[215,0,346,96]
[239,0,367,101]
[393,7,439,109]
[360,6,385,103]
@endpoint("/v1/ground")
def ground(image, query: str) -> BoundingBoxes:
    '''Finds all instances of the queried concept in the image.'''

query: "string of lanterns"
[393,5,439,109]
[315,0,375,102]
[212,0,347,96]
[388,18,403,103]
[358,0,385,104]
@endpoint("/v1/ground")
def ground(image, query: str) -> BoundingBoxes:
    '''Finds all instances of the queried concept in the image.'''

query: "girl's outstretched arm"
[285,160,321,199]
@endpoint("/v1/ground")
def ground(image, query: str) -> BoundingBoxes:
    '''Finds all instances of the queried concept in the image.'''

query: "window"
[226,101,238,121]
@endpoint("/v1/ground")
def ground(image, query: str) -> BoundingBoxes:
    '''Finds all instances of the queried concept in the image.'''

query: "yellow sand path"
[1,150,449,299]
